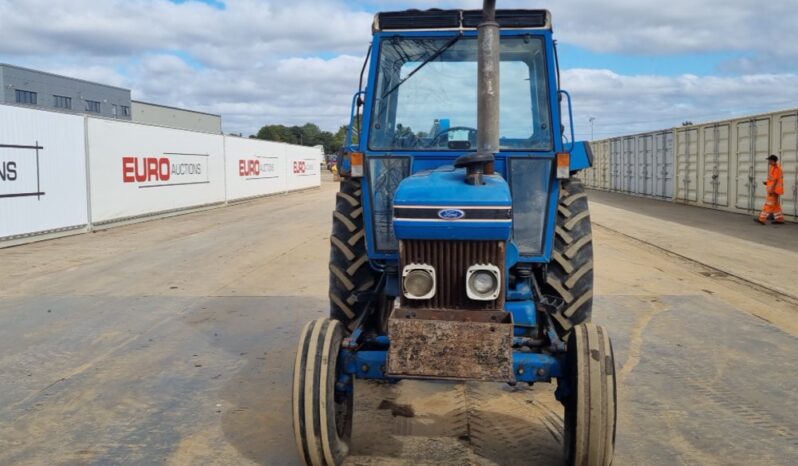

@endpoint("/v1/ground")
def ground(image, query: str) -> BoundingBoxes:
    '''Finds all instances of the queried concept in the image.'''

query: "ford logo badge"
[438,209,465,220]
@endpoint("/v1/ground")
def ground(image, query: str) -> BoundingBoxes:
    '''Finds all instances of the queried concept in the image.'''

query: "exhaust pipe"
[455,0,500,185]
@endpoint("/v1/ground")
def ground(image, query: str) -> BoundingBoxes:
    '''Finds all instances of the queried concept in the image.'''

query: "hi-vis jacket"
[767,164,785,196]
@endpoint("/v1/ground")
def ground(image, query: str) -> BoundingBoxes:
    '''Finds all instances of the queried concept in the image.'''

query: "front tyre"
[543,178,594,334]
[563,323,617,466]
[292,318,353,466]
[329,179,381,331]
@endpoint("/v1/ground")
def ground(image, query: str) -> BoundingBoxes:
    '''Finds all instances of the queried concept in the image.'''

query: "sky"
[1,0,797,140]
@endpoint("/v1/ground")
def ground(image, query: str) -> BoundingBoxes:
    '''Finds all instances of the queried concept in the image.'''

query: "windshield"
[368,35,553,152]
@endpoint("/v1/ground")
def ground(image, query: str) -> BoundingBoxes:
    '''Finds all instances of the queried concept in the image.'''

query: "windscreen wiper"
[379,34,462,100]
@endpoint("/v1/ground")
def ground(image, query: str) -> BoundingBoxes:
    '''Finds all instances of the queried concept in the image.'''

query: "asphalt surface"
[0,177,796,465]
[587,189,797,253]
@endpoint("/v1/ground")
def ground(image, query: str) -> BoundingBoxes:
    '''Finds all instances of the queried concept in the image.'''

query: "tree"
[334,125,348,150]
[256,124,294,143]
[254,122,352,154]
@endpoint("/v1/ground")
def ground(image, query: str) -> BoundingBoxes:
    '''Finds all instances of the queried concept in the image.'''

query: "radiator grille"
[400,240,505,310]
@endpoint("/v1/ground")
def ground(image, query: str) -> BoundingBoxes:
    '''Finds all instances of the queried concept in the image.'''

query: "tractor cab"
[293,4,616,466]
[342,7,593,338]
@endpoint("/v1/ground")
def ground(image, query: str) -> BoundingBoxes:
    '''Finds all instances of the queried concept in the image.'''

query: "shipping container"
[610,138,623,191]
[622,136,636,193]
[701,123,730,207]
[636,134,654,196]
[676,127,699,203]
[734,118,770,212]
[582,108,796,222]
[580,162,594,187]
[777,112,798,218]
[588,140,603,190]
[599,139,611,190]
[653,131,675,198]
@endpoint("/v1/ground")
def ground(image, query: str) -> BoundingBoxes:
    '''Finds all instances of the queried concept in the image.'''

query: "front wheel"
[329,179,382,331]
[542,178,594,334]
[292,318,353,466]
[563,323,617,466]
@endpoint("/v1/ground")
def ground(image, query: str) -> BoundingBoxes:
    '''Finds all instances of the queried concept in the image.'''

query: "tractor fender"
[569,141,593,172]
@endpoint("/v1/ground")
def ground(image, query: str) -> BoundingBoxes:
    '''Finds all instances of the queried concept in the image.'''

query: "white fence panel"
[224,136,288,201]
[1,105,88,239]
[87,118,225,223]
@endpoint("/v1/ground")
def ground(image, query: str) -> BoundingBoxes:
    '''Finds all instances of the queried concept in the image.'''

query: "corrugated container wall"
[610,138,623,191]
[598,140,611,190]
[653,131,674,198]
[622,136,636,193]
[702,123,730,207]
[583,107,798,222]
[636,134,654,196]
[778,112,798,218]
[676,127,699,203]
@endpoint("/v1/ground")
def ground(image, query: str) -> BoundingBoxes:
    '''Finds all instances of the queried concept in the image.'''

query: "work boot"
[773,220,785,224]
[754,218,766,225]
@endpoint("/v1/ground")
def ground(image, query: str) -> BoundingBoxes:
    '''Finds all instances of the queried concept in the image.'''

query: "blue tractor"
[293,3,616,465]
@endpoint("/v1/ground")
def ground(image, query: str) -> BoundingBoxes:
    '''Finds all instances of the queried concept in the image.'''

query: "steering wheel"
[429,126,478,148]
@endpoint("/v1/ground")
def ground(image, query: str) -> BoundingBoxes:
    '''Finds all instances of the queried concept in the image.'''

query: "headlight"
[402,264,436,300]
[466,264,501,300]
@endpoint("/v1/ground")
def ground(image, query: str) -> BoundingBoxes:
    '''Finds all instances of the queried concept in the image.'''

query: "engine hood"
[392,166,512,241]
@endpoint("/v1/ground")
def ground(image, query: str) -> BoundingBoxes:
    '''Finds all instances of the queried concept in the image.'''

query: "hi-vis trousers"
[759,193,785,223]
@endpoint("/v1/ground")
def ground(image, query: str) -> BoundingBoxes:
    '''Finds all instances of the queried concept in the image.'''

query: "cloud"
[0,0,373,60]
[374,0,798,64]
[0,0,374,133]
[0,0,796,138]
[562,69,798,138]
[125,53,365,132]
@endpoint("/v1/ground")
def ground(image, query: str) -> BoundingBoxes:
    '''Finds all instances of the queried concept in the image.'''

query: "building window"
[15,89,37,105]
[54,95,72,109]
[112,104,118,116]
[121,105,130,117]
[85,100,101,113]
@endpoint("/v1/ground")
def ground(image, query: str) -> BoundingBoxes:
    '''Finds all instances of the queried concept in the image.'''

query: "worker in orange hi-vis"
[756,154,785,225]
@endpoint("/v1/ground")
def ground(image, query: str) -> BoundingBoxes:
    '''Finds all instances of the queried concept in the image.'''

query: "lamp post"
[588,116,596,141]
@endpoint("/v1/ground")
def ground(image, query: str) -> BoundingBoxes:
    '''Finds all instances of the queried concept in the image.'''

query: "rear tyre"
[543,178,594,334]
[329,179,381,331]
[292,318,353,466]
[563,323,617,466]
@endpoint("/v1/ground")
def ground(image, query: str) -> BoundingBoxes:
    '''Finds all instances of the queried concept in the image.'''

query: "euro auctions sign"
[239,157,278,180]
[1,143,44,200]
[122,153,209,188]
[292,159,318,177]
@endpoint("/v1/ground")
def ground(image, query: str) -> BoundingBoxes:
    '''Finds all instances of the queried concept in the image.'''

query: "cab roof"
[373,9,552,33]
